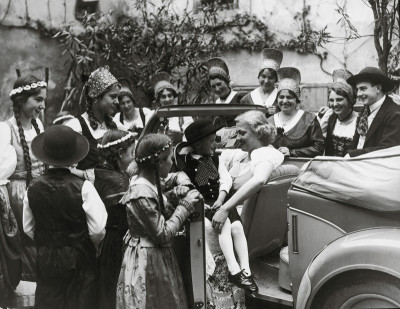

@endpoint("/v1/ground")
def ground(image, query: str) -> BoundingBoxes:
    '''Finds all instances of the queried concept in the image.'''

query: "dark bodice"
[182,155,220,204]
[270,111,325,158]
[27,168,89,247]
[76,115,102,170]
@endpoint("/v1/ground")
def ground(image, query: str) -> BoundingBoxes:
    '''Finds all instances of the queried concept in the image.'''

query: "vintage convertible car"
[141,104,400,309]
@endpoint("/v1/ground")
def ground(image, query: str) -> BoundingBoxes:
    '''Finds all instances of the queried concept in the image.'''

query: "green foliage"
[49,0,275,112]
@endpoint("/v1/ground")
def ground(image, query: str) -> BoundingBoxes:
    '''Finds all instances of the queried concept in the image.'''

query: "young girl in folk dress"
[66,66,125,179]
[94,130,137,309]
[116,133,201,309]
[0,75,47,307]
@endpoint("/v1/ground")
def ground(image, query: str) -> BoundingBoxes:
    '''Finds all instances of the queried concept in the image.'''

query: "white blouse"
[332,111,358,139]
[273,110,305,133]
[0,117,44,185]
[113,108,153,131]
[66,112,126,139]
[250,87,278,108]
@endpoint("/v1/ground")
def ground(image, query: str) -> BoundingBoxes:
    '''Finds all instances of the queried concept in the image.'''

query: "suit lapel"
[365,98,390,143]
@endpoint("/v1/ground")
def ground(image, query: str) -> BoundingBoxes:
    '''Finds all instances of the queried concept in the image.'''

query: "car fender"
[296,227,400,309]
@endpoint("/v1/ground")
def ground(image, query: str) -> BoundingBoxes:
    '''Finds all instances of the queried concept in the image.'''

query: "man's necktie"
[356,105,371,137]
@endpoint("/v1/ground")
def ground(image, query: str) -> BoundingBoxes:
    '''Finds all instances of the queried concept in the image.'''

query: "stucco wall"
[0,27,68,124]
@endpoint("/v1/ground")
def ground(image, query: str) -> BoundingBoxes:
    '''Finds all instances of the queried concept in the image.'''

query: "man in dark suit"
[346,67,400,157]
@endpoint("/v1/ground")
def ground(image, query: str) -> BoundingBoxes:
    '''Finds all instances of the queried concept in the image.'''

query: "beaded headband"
[97,131,137,149]
[136,141,172,163]
[10,81,47,97]
[86,66,118,98]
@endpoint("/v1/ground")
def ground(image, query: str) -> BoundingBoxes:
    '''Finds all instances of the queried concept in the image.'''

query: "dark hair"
[209,75,230,88]
[135,133,172,215]
[85,83,120,130]
[258,68,278,81]
[277,89,301,103]
[10,75,46,186]
[99,130,136,170]
[156,88,177,103]
[328,87,355,106]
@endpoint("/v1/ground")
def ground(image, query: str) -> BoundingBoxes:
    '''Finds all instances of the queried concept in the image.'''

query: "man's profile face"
[356,81,381,106]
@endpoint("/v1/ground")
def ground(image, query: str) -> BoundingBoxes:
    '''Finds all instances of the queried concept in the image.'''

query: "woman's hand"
[211,200,222,211]
[278,147,290,157]
[182,189,202,205]
[212,208,229,234]
[174,185,190,198]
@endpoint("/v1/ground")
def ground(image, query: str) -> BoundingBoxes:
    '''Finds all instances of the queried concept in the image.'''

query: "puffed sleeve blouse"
[0,118,44,185]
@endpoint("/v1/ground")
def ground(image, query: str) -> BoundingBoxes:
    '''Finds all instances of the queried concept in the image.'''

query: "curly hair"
[134,133,172,215]
[10,75,46,186]
[85,83,120,130]
[235,110,276,145]
[99,130,136,171]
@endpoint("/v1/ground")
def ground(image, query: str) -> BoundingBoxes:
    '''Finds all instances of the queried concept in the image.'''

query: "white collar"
[250,87,277,107]
[216,90,237,104]
[368,95,386,114]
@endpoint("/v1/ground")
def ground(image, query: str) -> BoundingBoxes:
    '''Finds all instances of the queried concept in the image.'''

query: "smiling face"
[235,121,263,153]
[158,148,173,178]
[193,133,217,156]
[159,89,176,106]
[96,84,120,116]
[329,90,352,119]
[258,69,277,93]
[355,81,381,106]
[209,77,230,99]
[119,95,135,114]
[277,90,298,115]
[21,88,47,119]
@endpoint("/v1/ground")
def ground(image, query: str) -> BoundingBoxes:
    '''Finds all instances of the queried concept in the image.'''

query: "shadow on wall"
[0,27,68,126]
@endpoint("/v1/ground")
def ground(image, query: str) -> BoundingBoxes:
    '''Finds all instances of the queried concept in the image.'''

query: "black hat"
[32,125,89,166]
[184,119,223,144]
[347,67,396,93]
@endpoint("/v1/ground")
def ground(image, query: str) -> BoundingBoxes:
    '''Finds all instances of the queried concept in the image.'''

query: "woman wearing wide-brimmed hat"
[345,66,400,157]
[23,125,107,309]
[325,69,358,156]
[241,48,282,116]
[268,67,325,158]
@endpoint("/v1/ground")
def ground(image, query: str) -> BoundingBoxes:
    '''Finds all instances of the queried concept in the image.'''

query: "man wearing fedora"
[347,66,400,157]
[22,125,107,309]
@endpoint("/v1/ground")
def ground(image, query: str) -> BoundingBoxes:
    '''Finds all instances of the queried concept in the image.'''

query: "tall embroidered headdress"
[331,69,354,100]
[206,57,230,82]
[277,67,301,98]
[259,48,283,74]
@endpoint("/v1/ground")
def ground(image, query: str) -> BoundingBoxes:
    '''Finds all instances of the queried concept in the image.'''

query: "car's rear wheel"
[310,270,400,309]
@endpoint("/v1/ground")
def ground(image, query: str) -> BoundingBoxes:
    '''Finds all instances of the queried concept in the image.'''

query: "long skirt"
[116,235,189,309]
[7,180,37,307]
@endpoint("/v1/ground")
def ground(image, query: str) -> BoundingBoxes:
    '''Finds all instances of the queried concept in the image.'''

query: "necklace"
[278,110,298,126]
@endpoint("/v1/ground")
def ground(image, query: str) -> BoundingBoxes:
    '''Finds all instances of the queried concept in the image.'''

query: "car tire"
[310,270,400,309]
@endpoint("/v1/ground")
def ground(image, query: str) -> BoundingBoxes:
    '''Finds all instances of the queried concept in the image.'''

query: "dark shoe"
[228,269,259,293]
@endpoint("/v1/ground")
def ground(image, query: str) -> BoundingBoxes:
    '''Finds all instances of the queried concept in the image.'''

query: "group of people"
[1,45,400,309]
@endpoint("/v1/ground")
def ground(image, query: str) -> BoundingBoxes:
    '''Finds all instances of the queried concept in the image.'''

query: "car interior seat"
[241,164,300,260]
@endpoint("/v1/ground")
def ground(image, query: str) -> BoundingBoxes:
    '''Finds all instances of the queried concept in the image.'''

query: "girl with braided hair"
[116,133,201,309]
[0,74,47,307]
[93,129,137,309]
[66,66,126,180]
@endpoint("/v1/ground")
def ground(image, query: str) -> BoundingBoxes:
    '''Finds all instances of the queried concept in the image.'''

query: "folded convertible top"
[293,146,400,212]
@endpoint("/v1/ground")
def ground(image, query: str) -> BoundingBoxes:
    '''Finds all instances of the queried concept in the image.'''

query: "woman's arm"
[289,118,325,158]
[212,160,274,233]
